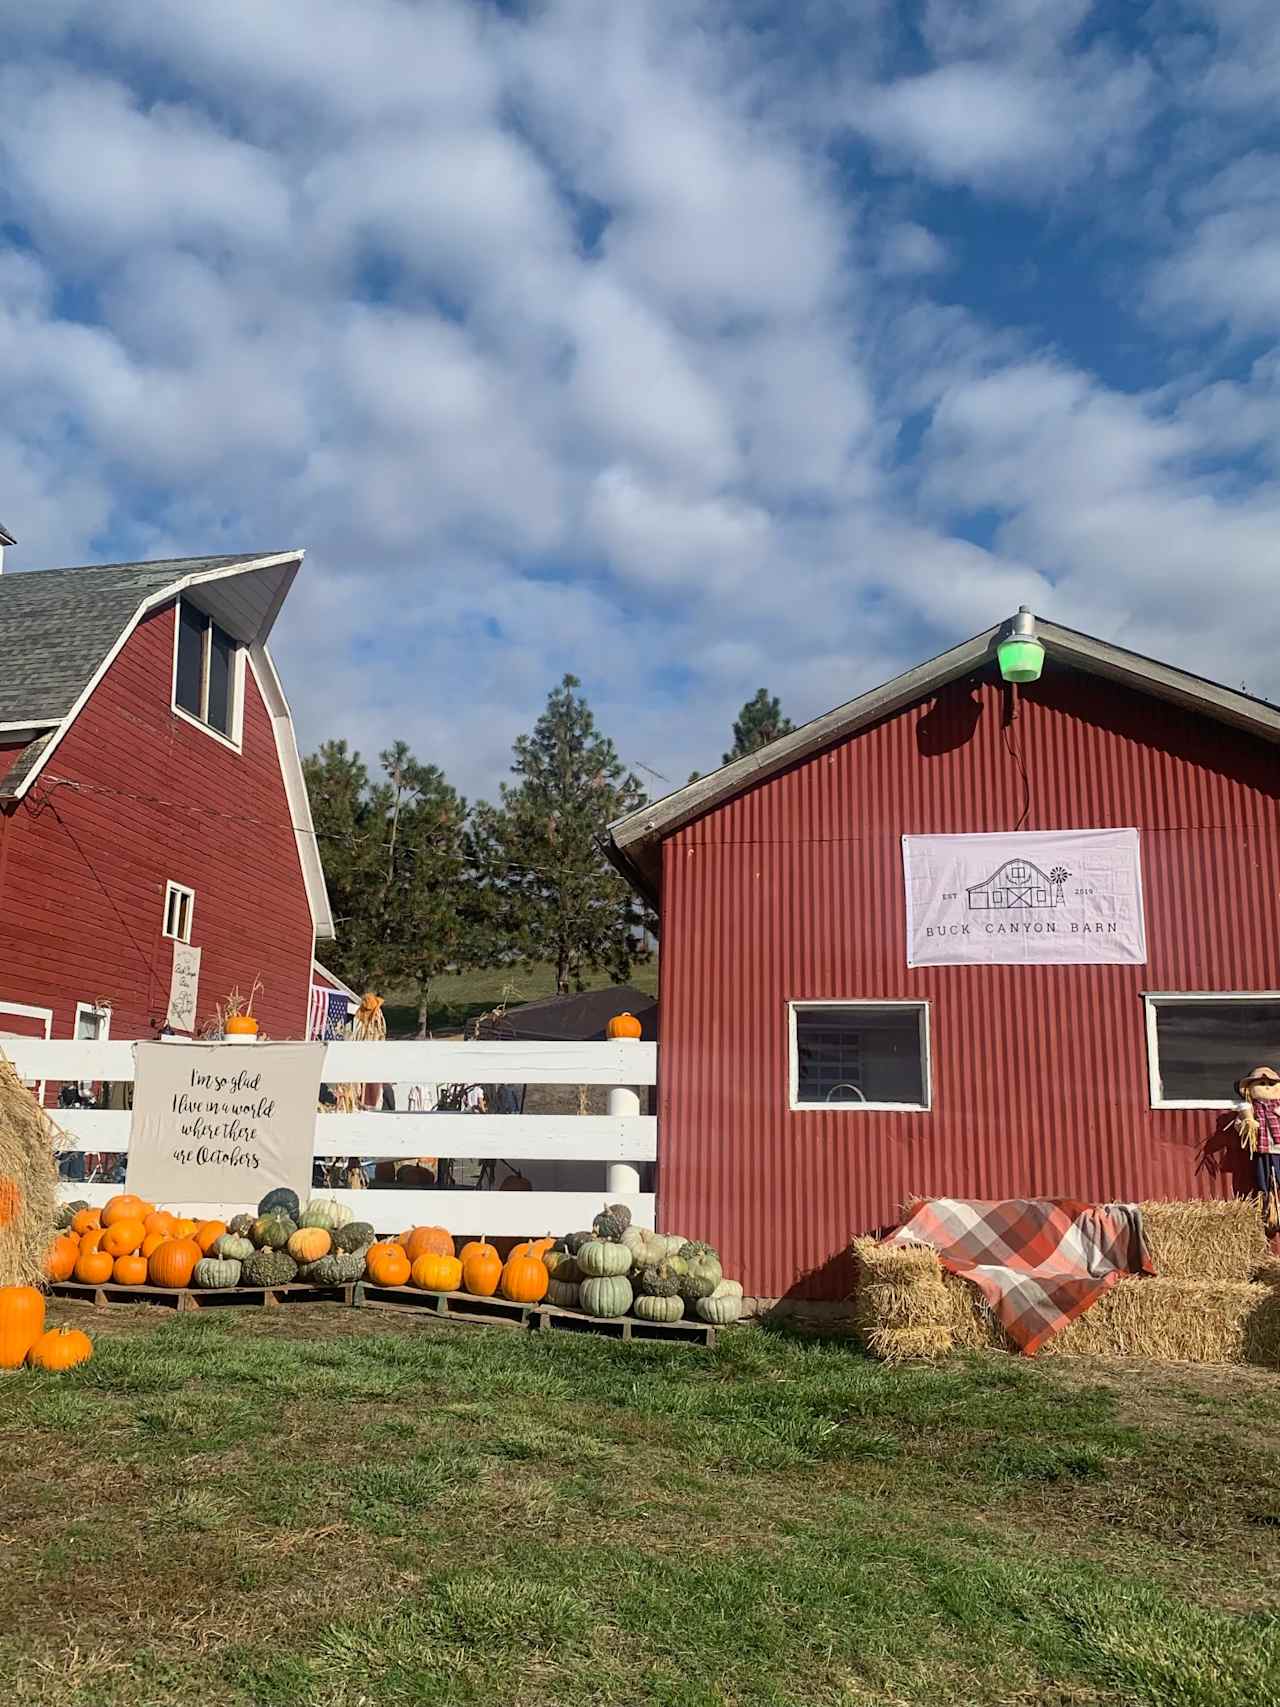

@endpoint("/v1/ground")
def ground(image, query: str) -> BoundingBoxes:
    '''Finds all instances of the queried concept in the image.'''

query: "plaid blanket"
[891,1197,1155,1356]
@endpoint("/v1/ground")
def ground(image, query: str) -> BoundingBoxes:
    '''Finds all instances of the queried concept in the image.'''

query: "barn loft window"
[163,881,195,944]
[174,600,238,740]
[1145,992,1280,1109]
[790,1001,931,1112]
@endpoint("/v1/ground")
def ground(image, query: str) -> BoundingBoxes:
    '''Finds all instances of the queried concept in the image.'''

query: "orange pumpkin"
[140,1230,170,1259]
[112,1253,148,1286]
[27,1325,94,1371]
[288,1227,331,1264]
[461,1247,503,1297]
[44,1234,80,1283]
[195,1220,227,1255]
[404,1226,455,1262]
[364,1242,411,1287]
[0,1286,46,1368]
[77,1228,107,1256]
[143,1210,177,1236]
[101,1218,146,1258]
[102,1193,151,1227]
[148,1237,201,1289]
[0,1178,22,1228]
[607,1011,644,1040]
[171,1218,199,1240]
[71,1207,102,1236]
[411,1252,463,1292]
[458,1240,491,1263]
[73,1249,113,1286]
[500,1254,549,1304]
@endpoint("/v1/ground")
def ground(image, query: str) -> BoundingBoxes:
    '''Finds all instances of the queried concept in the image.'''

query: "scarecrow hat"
[1239,1065,1280,1092]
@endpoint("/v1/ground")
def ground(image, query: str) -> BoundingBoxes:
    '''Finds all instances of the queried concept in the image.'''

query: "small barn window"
[789,1001,930,1111]
[163,881,195,944]
[173,599,239,740]
[1145,992,1280,1108]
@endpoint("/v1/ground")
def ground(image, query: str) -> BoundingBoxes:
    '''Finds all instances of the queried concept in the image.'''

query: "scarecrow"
[1235,1065,1280,1234]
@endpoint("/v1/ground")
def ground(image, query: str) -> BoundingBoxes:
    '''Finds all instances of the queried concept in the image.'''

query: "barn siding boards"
[657,667,1280,1300]
[0,601,314,1042]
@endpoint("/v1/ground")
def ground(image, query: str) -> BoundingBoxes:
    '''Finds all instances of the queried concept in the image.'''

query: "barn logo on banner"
[902,829,1147,967]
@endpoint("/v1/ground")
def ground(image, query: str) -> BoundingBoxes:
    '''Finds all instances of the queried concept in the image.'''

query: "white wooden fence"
[3,1038,657,1239]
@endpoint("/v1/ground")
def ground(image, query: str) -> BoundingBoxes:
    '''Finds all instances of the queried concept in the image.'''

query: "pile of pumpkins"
[369,1204,744,1327]
[47,1189,375,1291]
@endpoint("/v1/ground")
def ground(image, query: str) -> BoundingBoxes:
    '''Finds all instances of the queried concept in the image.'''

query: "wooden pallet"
[356,1285,717,1347]
[534,1301,717,1349]
[49,1280,358,1312]
[354,1283,539,1330]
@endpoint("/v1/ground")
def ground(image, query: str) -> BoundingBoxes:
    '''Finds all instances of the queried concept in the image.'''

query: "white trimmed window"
[173,599,241,742]
[163,881,195,944]
[789,1001,931,1111]
[1145,992,1280,1109]
[74,1002,112,1042]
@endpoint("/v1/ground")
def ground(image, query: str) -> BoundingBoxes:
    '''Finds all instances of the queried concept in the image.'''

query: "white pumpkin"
[710,1278,744,1300]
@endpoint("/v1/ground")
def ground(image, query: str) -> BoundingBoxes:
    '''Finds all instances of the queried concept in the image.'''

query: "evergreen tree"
[304,740,473,1030]
[723,688,794,765]
[469,674,651,994]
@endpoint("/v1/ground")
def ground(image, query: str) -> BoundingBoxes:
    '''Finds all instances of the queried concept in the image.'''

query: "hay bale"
[851,1236,955,1360]
[1140,1198,1269,1282]
[858,1323,955,1364]
[944,1271,1280,1366]
[0,1054,61,1288]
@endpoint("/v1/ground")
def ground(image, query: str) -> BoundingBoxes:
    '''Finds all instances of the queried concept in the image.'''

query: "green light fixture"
[997,606,1044,684]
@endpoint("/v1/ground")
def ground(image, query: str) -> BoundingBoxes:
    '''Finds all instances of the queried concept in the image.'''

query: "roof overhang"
[606,612,1280,906]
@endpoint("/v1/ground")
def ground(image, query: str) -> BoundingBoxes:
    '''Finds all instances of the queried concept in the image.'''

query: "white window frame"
[163,880,196,944]
[170,600,245,751]
[73,1001,112,1042]
[0,1000,53,1102]
[1144,990,1280,1110]
[788,999,932,1113]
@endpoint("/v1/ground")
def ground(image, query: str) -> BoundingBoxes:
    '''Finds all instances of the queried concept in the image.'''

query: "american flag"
[309,986,352,1041]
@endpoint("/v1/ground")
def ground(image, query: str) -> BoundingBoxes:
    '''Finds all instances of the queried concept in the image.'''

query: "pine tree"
[723,688,794,765]
[469,674,651,994]
[304,740,473,1028]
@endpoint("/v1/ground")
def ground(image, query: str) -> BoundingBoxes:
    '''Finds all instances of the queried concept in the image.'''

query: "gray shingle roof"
[0,554,270,725]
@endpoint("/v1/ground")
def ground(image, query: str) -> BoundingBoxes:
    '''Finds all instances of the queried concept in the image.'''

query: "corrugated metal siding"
[658,668,1280,1299]
[0,602,315,1045]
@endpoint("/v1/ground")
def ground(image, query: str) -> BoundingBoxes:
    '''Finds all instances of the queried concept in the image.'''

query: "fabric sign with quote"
[125,1041,324,1206]
[903,829,1147,967]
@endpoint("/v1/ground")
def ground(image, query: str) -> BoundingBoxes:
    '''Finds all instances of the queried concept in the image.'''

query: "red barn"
[607,614,1280,1302]
[0,547,333,1059]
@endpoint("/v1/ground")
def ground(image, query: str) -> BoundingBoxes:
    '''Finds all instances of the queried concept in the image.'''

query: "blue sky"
[2,1,1278,799]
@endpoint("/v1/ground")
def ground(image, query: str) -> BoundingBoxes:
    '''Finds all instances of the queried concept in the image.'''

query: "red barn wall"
[657,666,1280,1299]
[0,602,315,1046]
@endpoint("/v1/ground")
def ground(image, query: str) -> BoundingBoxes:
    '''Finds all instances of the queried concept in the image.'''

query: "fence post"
[607,1029,642,1196]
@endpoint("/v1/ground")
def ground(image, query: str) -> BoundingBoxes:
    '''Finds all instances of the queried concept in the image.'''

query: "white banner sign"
[903,829,1146,966]
[165,943,202,1033]
[125,1041,324,1206]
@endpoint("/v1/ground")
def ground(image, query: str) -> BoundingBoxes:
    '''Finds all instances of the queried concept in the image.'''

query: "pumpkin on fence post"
[607,1012,644,1040]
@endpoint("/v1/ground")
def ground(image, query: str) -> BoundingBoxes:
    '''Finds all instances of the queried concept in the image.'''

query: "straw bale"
[850,1235,941,1286]
[859,1323,954,1364]
[944,1272,1280,1366]
[1140,1197,1269,1283]
[0,1053,62,1288]
[857,1276,953,1332]
[1253,1258,1280,1290]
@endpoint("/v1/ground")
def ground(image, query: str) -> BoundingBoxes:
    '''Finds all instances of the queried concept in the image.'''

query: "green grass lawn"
[383,959,659,1036]
[6,1305,1280,1706]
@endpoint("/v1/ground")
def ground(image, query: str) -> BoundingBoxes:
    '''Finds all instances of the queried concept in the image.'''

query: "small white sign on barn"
[903,828,1147,967]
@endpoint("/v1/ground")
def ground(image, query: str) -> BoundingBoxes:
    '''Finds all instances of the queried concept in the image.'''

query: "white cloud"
[0,0,1279,820]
